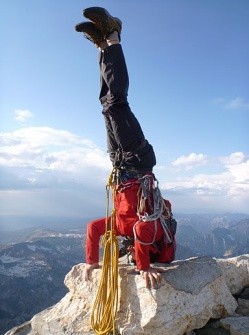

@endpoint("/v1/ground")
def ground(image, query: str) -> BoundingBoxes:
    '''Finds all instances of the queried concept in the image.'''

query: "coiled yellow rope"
[91,170,119,335]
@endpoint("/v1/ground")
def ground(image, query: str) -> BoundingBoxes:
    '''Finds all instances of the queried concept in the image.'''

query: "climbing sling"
[134,174,174,245]
[90,170,119,335]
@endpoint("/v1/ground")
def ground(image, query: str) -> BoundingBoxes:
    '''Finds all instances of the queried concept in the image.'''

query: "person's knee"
[87,218,106,236]
[134,221,155,243]
[106,92,128,106]
[134,220,164,243]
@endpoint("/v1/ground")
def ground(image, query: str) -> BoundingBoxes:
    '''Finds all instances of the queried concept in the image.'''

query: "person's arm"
[84,218,106,280]
[134,223,167,289]
[134,239,162,289]
[140,267,165,289]
[84,263,100,281]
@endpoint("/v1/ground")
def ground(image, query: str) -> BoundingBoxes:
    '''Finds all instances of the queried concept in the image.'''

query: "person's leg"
[133,219,164,270]
[97,50,120,162]
[99,43,156,171]
[156,236,176,263]
[99,44,146,159]
[75,8,156,171]
[99,43,129,109]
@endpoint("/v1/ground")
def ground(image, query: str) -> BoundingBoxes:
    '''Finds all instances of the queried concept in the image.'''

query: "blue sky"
[0,0,249,223]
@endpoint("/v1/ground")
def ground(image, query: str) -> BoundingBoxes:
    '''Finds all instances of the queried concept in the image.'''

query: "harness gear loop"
[90,168,119,335]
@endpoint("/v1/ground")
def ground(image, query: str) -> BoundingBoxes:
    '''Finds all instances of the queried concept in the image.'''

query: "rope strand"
[134,175,173,245]
[91,169,119,335]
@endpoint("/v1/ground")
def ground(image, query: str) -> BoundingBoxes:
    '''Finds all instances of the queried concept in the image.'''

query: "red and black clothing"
[86,177,175,271]
[85,44,175,271]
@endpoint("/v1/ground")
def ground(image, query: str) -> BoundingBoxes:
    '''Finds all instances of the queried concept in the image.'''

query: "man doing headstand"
[75,7,176,289]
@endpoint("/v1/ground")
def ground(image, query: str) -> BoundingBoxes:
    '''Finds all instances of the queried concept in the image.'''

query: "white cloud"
[224,97,249,110]
[14,109,34,122]
[164,172,231,195]
[0,127,110,172]
[212,97,225,105]
[172,153,207,170]
[227,161,249,184]
[220,152,246,165]
[222,152,249,185]
[0,127,248,216]
[159,152,249,213]
[213,97,249,110]
[0,126,112,217]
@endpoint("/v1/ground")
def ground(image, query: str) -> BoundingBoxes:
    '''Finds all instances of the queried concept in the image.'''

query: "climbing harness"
[90,169,119,335]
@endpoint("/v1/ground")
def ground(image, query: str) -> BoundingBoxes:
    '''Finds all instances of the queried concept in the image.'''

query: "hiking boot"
[83,7,122,40]
[75,21,104,46]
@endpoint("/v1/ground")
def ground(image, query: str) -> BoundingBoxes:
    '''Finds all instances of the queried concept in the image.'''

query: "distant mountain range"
[175,213,249,259]
[0,212,248,334]
[0,229,86,334]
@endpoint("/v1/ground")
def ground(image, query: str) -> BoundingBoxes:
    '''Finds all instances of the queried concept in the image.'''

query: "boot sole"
[83,7,122,38]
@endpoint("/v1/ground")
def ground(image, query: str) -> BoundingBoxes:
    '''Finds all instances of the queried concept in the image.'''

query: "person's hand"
[140,267,164,289]
[84,263,99,281]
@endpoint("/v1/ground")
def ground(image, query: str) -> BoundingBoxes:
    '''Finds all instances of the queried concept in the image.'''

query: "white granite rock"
[4,255,249,335]
[216,255,249,295]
